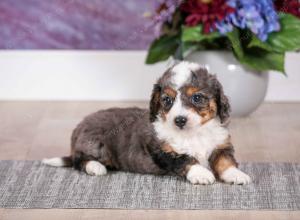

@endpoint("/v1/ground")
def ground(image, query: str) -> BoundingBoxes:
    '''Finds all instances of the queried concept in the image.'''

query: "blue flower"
[217,0,280,41]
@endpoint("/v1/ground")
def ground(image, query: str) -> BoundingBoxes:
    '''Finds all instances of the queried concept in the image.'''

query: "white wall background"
[0,51,299,101]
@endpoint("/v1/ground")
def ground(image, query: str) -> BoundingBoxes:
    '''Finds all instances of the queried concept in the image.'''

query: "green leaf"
[145,35,179,64]
[248,35,273,52]
[182,25,220,42]
[239,51,285,73]
[226,28,285,73]
[267,13,300,52]
[226,28,244,58]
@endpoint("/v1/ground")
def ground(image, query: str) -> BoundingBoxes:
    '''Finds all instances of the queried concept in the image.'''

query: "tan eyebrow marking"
[163,87,177,98]
[185,86,200,97]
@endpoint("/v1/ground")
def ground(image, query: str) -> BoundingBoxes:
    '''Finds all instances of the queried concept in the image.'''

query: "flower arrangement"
[146,0,300,73]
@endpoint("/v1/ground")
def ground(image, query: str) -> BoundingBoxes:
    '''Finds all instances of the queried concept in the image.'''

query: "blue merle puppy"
[43,62,251,185]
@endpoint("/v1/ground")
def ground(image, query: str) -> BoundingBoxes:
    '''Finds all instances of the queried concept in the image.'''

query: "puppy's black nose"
[174,116,187,129]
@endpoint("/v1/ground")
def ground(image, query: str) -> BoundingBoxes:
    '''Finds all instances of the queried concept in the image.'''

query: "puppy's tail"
[42,156,72,167]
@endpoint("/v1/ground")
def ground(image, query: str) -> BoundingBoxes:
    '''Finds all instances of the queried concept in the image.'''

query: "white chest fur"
[153,119,229,167]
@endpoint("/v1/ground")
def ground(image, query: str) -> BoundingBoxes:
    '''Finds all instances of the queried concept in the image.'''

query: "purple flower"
[217,0,280,41]
[153,0,183,36]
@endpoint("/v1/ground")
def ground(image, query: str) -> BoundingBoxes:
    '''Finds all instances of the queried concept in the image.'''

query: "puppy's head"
[149,62,230,130]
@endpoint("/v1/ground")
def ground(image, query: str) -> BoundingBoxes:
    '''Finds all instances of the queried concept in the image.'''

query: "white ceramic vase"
[185,51,269,117]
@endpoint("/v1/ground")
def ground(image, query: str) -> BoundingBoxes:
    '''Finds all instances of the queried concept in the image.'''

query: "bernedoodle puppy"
[43,61,251,185]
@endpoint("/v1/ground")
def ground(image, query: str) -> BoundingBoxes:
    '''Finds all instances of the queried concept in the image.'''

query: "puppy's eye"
[191,94,205,104]
[162,96,173,108]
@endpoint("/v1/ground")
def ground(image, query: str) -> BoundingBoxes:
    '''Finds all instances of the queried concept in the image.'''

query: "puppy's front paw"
[186,164,215,185]
[85,161,107,176]
[221,167,251,185]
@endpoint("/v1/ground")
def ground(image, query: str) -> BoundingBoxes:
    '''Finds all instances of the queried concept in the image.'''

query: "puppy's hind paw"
[221,167,251,185]
[85,161,107,176]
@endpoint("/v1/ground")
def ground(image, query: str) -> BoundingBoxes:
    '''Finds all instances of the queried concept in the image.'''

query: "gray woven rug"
[0,161,299,210]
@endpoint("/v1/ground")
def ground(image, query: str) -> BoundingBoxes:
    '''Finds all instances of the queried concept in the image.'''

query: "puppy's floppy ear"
[149,83,162,122]
[210,76,231,123]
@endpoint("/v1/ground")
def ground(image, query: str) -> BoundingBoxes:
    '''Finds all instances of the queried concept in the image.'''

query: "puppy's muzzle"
[174,116,187,129]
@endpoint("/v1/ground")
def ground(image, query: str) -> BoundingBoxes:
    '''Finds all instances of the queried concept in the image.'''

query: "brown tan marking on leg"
[213,155,237,177]
[211,142,251,184]
[149,144,198,177]
[181,159,198,176]
[209,145,238,179]
[161,143,198,176]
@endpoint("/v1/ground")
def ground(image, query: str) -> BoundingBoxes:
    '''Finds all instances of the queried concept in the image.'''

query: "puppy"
[43,62,251,185]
